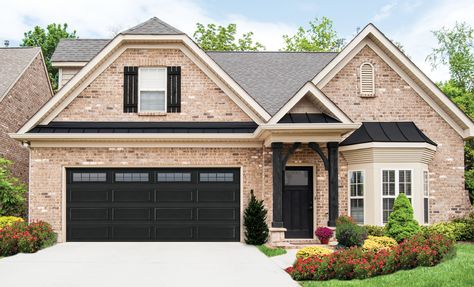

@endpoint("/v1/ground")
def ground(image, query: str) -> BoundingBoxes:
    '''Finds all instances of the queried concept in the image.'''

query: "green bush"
[386,193,420,242]
[453,211,474,241]
[243,190,269,245]
[364,225,386,236]
[336,215,355,226]
[0,158,27,217]
[0,216,24,229]
[423,222,467,241]
[336,223,367,248]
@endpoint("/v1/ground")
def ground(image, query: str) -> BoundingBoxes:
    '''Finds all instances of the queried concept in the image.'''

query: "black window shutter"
[123,66,138,113]
[167,66,181,113]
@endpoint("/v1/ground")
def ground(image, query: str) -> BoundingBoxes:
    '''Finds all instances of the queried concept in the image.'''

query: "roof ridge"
[206,51,338,54]
[121,17,183,35]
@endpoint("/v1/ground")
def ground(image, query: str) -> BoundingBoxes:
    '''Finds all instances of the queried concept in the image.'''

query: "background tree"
[193,23,264,51]
[427,22,474,203]
[282,16,345,52]
[21,23,77,91]
[243,190,269,245]
[0,158,27,217]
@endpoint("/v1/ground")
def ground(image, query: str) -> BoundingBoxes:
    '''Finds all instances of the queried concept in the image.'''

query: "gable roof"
[121,17,184,35]
[340,122,437,146]
[51,39,110,62]
[0,47,41,100]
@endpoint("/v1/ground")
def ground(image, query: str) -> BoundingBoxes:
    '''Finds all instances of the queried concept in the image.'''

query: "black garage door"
[66,168,240,242]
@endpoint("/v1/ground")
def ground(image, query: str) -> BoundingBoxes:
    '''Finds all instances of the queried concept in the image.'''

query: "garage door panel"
[155,208,193,221]
[156,189,193,202]
[197,208,237,221]
[69,208,109,221]
[112,226,152,240]
[197,226,238,241]
[113,189,153,202]
[156,226,194,240]
[69,188,109,202]
[68,226,109,241]
[113,208,151,221]
[197,188,238,203]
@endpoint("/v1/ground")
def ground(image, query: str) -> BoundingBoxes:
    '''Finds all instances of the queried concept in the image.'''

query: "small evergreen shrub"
[385,193,420,242]
[296,246,333,259]
[336,223,367,248]
[0,216,24,229]
[453,211,474,241]
[364,225,386,237]
[243,190,269,245]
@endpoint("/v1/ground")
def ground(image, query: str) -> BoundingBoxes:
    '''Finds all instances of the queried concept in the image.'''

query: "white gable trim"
[312,24,474,139]
[268,82,353,124]
[17,34,270,134]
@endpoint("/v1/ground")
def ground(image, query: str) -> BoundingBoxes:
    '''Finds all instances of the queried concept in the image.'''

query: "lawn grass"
[301,243,474,287]
[257,244,287,257]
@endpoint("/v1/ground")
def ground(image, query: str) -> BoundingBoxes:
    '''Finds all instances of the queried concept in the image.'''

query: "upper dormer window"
[360,62,375,95]
[138,67,167,112]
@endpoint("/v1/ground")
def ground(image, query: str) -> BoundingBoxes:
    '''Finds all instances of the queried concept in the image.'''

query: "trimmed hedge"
[286,233,454,281]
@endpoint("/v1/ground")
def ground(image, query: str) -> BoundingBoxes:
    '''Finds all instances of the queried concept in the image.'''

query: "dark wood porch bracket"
[271,142,339,229]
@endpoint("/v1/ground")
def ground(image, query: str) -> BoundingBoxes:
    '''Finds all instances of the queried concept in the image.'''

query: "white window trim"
[423,170,429,224]
[138,67,167,113]
[380,168,414,224]
[348,170,365,224]
[359,62,375,95]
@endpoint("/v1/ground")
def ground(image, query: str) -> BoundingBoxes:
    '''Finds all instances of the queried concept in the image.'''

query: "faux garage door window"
[157,172,192,182]
[200,173,234,182]
[115,172,149,182]
[72,172,107,182]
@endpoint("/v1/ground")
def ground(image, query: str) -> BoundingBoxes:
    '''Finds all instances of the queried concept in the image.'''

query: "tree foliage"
[0,158,27,218]
[193,23,264,51]
[427,22,474,203]
[21,23,77,91]
[243,190,269,245]
[386,193,420,242]
[282,17,345,52]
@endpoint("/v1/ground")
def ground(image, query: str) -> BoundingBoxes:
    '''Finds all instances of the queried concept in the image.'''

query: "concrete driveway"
[0,242,297,287]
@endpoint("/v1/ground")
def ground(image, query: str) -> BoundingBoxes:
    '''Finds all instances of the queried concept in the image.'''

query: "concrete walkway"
[0,242,298,287]
[271,249,298,269]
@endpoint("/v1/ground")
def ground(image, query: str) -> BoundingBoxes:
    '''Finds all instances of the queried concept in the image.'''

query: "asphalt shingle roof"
[0,47,40,99]
[50,39,110,62]
[121,17,184,35]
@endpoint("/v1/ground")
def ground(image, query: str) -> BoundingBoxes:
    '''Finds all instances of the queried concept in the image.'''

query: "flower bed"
[0,221,56,256]
[286,233,453,281]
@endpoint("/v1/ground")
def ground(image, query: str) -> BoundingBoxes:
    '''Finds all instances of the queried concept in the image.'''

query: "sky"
[1,0,473,82]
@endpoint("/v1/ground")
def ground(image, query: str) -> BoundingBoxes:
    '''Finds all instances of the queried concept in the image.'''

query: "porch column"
[271,142,284,228]
[327,142,339,226]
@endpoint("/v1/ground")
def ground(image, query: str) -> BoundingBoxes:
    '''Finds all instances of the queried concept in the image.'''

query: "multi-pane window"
[115,172,149,182]
[349,171,364,224]
[72,172,107,182]
[157,172,191,182]
[423,170,429,224]
[139,67,167,112]
[382,169,412,223]
[200,172,234,182]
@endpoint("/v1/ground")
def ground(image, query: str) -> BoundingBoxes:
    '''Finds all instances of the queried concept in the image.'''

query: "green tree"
[282,17,345,52]
[427,22,474,203]
[386,193,420,242]
[0,158,27,217]
[193,23,264,51]
[243,190,269,245]
[21,23,77,91]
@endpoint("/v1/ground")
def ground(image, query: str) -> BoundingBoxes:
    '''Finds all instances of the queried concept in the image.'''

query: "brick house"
[0,47,53,182]
[11,18,473,243]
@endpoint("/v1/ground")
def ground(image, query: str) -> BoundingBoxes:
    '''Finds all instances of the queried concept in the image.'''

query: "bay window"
[382,169,412,223]
[423,170,429,224]
[349,171,364,224]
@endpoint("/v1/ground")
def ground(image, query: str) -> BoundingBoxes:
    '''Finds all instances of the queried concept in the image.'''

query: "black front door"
[283,167,313,238]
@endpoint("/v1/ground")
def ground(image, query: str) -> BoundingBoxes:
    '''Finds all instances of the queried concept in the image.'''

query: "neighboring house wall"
[54,48,252,122]
[59,67,81,88]
[0,54,52,182]
[28,146,263,241]
[321,46,471,222]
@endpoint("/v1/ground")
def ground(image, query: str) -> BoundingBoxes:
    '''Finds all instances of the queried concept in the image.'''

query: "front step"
[271,239,337,249]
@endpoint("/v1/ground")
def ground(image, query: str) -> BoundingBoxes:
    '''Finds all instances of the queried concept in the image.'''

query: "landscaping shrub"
[296,246,333,259]
[0,220,56,256]
[452,211,474,241]
[243,190,269,245]
[385,193,420,242]
[0,216,24,229]
[0,158,27,217]
[423,221,467,241]
[362,235,397,252]
[336,223,367,248]
[286,233,454,281]
[335,215,355,226]
[364,225,386,237]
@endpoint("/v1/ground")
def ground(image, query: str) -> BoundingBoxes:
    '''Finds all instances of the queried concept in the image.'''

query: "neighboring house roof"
[28,121,258,133]
[340,122,437,146]
[207,51,337,115]
[121,17,184,35]
[51,39,110,62]
[0,47,41,99]
[278,113,340,123]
